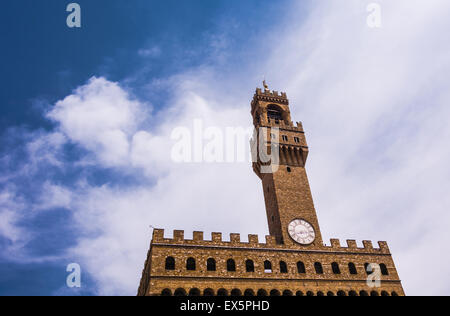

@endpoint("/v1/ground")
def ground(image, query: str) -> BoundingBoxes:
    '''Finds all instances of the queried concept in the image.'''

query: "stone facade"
[137,85,405,297]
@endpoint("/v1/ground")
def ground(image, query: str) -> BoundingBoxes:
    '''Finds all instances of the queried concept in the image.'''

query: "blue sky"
[0,0,296,296]
[1,0,450,296]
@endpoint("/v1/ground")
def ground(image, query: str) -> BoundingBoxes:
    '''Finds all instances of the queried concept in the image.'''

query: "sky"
[0,0,449,296]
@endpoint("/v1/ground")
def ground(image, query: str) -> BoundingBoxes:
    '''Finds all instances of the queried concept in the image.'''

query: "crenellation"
[153,228,164,242]
[212,232,222,242]
[230,233,241,244]
[248,234,259,245]
[193,231,204,241]
[346,240,357,249]
[362,240,373,250]
[378,241,390,253]
[173,230,184,241]
[330,239,341,248]
[265,235,276,246]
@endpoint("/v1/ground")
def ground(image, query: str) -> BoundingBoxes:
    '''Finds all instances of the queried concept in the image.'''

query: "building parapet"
[151,229,390,254]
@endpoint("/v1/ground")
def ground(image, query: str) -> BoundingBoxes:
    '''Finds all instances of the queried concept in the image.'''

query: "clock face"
[288,219,315,245]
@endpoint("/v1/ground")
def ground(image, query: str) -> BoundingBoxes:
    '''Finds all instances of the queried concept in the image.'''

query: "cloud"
[47,77,147,167]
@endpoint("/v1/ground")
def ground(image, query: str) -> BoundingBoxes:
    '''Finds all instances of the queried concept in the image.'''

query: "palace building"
[137,83,405,297]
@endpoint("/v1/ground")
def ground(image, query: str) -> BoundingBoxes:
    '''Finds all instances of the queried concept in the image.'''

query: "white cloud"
[47,77,147,167]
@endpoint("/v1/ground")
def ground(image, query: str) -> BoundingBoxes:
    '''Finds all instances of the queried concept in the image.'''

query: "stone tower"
[137,83,405,297]
[251,83,322,247]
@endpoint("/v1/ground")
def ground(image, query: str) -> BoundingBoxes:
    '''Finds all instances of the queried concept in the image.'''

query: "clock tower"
[138,81,405,297]
[251,81,323,247]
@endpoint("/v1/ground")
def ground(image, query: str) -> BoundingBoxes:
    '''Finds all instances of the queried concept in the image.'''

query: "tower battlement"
[252,88,289,107]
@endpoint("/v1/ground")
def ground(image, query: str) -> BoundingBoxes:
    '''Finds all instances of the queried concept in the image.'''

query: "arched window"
[257,289,268,296]
[317,291,325,297]
[244,289,255,296]
[161,289,172,296]
[391,291,399,297]
[189,288,201,296]
[280,261,288,273]
[314,262,323,274]
[207,258,216,271]
[186,257,196,271]
[174,288,187,296]
[371,291,379,297]
[359,290,369,297]
[246,259,255,272]
[297,261,306,274]
[331,262,341,274]
[306,291,315,297]
[231,289,242,296]
[227,259,236,272]
[283,290,293,296]
[264,260,272,273]
[381,291,390,296]
[270,289,281,296]
[348,262,357,275]
[380,263,389,275]
[296,291,304,296]
[349,291,358,297]
[217,288,228,296]
[165,257,175,270]
[337,290,346,297]
[203,288,214,296]
[267,104,283,121]
[327,291,335,297]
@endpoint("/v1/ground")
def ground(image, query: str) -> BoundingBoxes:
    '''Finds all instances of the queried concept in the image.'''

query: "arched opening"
[381,291,390,297]
[282,290,293,296]
[227,259,236,272]
[256,289,267,296]
[267,104,283,122]
[392,291,399,297]
[174,288,187,296]
[246,260,255,272]
[244,289,255,296]
[231,289,242,296]
[280,261,288,273]
[186,258,196,271]
[203,288,214,296]
[380,263,389,276]
[257,289,268,296]
[207,258,216,271]
[270,289,281,296]
[306,291,315,297]
[317,291,325,297]
[314,262,323,274]
[337,290,347,297]
[296,291,304,297]
[264,260,272,273]
[348,262,357,275]
[327,291,335,297]
[161,289,172,296]
[370,291,379,297]
[349,291,358,297]
[189,288,201,296]
[331,262,341,274]
[165,257,175,270]
[297,261,306,274]
[217,288,228,296]
[359,290,369,297]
